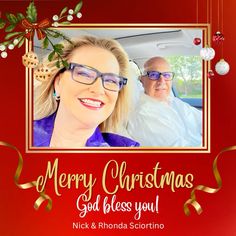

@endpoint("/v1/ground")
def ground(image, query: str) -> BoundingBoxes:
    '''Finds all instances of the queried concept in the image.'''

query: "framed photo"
[29,24,210,152]
[0,1,236,236]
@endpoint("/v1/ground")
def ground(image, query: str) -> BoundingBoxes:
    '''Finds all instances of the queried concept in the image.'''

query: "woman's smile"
[78,98,105,110]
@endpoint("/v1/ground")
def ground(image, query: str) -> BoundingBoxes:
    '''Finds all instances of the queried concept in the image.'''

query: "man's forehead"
[145,62,170,71]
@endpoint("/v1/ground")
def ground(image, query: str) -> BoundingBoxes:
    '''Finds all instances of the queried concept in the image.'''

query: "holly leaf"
[56,60,61,68]
[5,24,16,32]
[51,32,61,38]
[17,13,25,21]
[43,37,49,49]
[48,51,55,61]
[46,29,74,45]
[59,7,68,17]
[6,13,18,24]
[60,21,71,25]
[18,36,25,48]
[26,1,37,23]
[62,60,69,68]
[54,44,64,49]
[46,30,60,38]
[5,31,22,40]
[0,18,6,29]
[54,49,63,55]
[1,41,10,46]
[74,1,83,14]
[54,44,64,54]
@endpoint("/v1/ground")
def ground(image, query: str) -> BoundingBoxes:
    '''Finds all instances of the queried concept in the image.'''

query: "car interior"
[34,27,203,110]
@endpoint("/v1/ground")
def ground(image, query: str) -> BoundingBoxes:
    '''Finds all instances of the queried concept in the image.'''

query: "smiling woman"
[33,35,140,148]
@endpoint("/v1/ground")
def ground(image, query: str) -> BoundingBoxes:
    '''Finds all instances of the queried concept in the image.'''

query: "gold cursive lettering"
[36,158,96,201]
[102,160,194,194]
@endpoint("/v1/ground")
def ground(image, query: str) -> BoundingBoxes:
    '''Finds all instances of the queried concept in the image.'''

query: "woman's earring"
[53,91,60,101]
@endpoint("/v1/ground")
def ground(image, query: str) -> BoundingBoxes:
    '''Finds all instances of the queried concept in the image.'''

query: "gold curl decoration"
[0,141,52,211]
[184,146,236,216]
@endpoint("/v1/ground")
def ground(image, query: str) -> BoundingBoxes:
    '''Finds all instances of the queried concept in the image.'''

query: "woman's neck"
[50,110,96,148]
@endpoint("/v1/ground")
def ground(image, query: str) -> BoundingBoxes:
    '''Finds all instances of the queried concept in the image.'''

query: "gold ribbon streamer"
[184,146,236,216]
[34,191,52,211]
[0,141,52,211]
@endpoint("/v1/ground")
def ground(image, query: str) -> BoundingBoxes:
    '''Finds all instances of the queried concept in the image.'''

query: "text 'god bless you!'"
[35,159,194,201]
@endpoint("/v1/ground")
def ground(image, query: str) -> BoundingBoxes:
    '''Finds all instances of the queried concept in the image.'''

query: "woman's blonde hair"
[34,35,131,132]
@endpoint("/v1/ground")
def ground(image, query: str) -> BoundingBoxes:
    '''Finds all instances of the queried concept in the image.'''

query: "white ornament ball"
[215,59,230,75]
[76,12,82,18]
[13,39,19,45]
[52,22,59,27]
[8,44,14,50]
[68,9,74,15]
[53,15,59,21]
[0,44,6,51]
[200,47,215,61]
[67,15,73,21]
[1,51,7,58]
[22,51,39,68]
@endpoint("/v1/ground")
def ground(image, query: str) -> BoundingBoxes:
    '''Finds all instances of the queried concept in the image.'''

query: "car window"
[166,55,203,110]
[167,55,202,99]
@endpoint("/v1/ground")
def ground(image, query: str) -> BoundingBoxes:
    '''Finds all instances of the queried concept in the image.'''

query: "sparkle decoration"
[213,31,225,43]
[215,59,230,75]
[0,0,83,68]
[200,46,215,61]
[193,37,201,45]
[207,70,215,79]
[34,63,52,82]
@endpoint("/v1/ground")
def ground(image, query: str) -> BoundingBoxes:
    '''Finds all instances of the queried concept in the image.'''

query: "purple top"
[33,113,139,147]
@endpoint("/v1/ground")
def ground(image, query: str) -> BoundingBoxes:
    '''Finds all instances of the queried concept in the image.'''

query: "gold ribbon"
[184,146,236,216]
[0,141,52,211]
[34,191,52,211]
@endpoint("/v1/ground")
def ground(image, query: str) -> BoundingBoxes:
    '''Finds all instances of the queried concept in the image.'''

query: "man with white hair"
[127,57,202,147]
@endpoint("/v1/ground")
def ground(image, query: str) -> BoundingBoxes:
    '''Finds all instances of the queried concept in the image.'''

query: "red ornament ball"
[193,37,201,45]
[207,70,215,79]
[213,31,224,43]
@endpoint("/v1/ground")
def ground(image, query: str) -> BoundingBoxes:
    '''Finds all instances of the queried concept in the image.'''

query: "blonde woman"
[34,35,139,147]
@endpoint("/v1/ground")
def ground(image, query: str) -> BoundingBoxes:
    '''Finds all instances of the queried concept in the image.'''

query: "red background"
[0,0,236,235]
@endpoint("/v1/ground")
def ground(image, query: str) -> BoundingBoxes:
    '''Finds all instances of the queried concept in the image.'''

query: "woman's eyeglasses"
[64,63,128,92]
[145,71,174,81]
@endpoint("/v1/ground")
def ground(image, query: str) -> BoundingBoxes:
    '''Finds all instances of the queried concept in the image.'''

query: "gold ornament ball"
[34,64,52,82]
[22,51,39,68]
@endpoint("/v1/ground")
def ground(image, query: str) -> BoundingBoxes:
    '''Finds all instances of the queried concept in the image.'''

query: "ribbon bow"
[21,18,51,40]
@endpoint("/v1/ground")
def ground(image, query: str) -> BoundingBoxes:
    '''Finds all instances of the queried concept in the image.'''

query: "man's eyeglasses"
[64,63,128,92]
[144,71,174,81]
